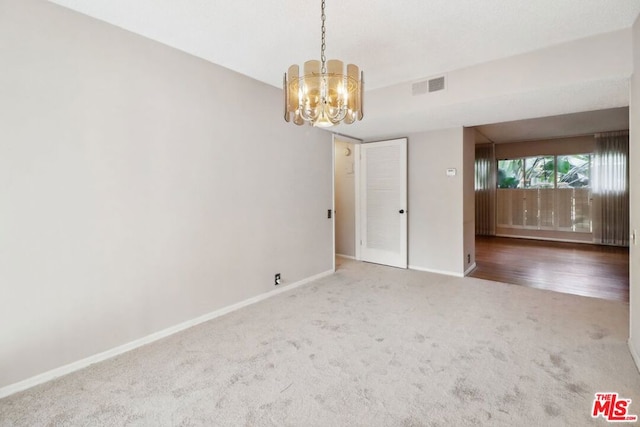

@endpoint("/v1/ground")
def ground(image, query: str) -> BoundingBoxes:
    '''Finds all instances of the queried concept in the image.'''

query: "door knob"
[399,209,405,214]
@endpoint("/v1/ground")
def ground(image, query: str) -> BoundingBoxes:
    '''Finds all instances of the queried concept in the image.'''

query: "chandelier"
[283,0,364,127]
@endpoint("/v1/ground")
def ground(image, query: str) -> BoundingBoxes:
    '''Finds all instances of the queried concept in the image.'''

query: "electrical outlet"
[467,254,471,263]
[327,209,332,219]
[275,273,281,286]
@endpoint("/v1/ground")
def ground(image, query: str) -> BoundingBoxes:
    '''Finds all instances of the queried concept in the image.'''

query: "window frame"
[495,153,592,233]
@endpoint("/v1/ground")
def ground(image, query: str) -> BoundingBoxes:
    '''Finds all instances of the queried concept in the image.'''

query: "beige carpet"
[1,258,638,426]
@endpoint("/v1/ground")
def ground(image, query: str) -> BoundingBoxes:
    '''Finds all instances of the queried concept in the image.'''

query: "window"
[498,154,591,190]
[524,156,554,188]
[497,159,523,188]
[557,154,590,188]
[496,153,592,233]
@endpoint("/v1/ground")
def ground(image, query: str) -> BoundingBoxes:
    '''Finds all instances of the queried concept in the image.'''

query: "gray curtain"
[475,144,496,236]
[592,131,629,246]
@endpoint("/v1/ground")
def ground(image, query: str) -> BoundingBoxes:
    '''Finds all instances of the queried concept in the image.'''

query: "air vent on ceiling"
[412,75,446,96]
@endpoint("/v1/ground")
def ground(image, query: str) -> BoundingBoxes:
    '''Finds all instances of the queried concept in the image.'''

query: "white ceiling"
[475,107,630,143]
[48,0,640,139]
[47,0,640,90]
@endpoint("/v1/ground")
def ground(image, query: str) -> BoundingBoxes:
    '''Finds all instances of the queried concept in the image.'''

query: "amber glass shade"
[284,59,364,127]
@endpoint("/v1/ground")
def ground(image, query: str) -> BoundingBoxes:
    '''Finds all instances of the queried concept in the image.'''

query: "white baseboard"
[408,265,463,278]
[629,339,640,374]
[494,233,593,245]
[0,269,334,400]
[336,253,356,260]
[464,262,477,276]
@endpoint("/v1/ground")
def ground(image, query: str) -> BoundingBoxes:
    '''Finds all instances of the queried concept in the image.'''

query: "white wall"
[0,0,333,390]
[494,135,596,159]
[334,140,356,257]
[629,15,640,370]
[407,128,465,276]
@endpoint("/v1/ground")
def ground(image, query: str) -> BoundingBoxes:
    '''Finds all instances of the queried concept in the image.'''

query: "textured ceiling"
[47,0,640,90]
[475,107,630,143]
[46,0,640,140]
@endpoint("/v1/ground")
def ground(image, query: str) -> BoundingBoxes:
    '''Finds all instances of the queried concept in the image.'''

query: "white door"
[360,138,407,268]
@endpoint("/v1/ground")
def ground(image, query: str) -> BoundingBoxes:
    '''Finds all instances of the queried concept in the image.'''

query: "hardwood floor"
[470,236,629,302]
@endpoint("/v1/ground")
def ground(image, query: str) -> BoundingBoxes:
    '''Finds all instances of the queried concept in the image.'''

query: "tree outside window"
[556,154,590,188]
[497,159,523,188]
[524,156,554,188]
[498,154,591,189]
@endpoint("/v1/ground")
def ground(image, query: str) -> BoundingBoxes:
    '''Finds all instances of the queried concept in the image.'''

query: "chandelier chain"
[320,0,326,74]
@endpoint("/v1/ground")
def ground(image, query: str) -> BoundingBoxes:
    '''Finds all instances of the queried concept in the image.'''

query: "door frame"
[332,133,363,269]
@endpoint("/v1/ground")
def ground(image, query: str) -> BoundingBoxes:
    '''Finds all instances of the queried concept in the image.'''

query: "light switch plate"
[446,168,456,177]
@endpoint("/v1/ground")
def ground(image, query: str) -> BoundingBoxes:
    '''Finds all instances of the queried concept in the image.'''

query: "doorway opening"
[470,109,630,301]
[333,135,361,269]
[333,136,408,270]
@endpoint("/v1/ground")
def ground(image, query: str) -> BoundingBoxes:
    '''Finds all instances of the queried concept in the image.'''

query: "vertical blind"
[475,144,495,235]
[592,131,629,246]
